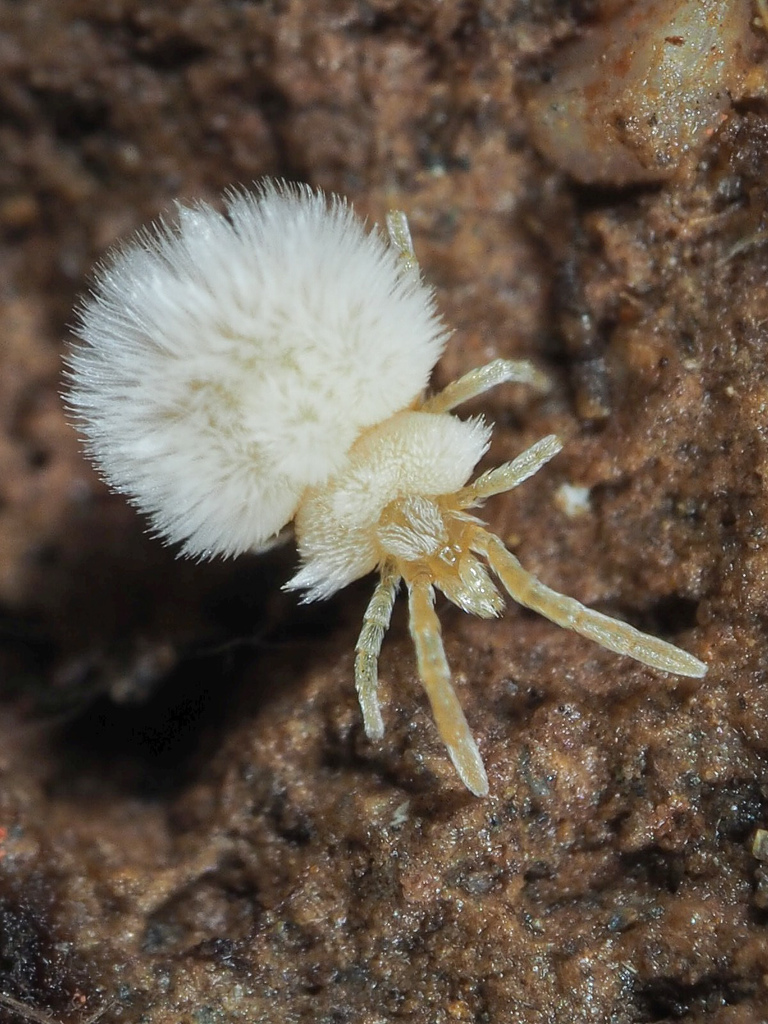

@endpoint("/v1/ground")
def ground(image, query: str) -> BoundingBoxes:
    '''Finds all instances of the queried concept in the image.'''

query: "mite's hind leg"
[386,210,420,277]
[455,434,563,509]
[407,577,489,796]
[355,564,401,740]
[476,531,707,678]
[422,358,550,415]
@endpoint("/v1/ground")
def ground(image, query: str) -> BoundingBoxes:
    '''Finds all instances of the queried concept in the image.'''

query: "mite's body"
[66,181,706,796]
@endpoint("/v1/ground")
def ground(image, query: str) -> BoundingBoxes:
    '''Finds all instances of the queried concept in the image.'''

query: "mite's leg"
[355,565,401,740]
[455,434,563,508]
[422,358,550,415]
[407,577,489,796]
[477,531,707,678]
[386,210,420,277]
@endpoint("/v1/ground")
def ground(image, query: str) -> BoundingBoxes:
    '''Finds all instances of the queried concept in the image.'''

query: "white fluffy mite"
[66,180,707,797]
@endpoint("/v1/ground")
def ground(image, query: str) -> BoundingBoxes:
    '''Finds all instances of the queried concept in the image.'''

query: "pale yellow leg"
[386,210,420,277]
[354,565,400,740]
[422,357,550,415]
[407,578,489,796]
[455,434,563,507]
[477,532,707,678]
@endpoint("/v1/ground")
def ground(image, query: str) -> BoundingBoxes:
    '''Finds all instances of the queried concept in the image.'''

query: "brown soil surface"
[1,2,768,1022]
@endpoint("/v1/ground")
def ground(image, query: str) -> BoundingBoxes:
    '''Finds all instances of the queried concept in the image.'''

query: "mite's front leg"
[477,531,707,678]
[355,564,401,740]
[407,577,489,796]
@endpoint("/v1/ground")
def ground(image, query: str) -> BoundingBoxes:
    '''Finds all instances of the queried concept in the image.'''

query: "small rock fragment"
[527,0,759,185]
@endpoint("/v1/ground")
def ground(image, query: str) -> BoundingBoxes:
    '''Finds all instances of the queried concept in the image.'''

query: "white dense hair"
[66,181,449,558]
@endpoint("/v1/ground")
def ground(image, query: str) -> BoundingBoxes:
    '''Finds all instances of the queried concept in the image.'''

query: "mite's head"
[287,409,492,601]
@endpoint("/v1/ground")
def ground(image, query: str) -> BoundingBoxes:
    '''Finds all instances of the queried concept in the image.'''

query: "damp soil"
[1,2,768,1022]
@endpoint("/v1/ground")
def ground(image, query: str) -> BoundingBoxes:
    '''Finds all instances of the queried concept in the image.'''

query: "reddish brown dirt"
[1,2,768,1022]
